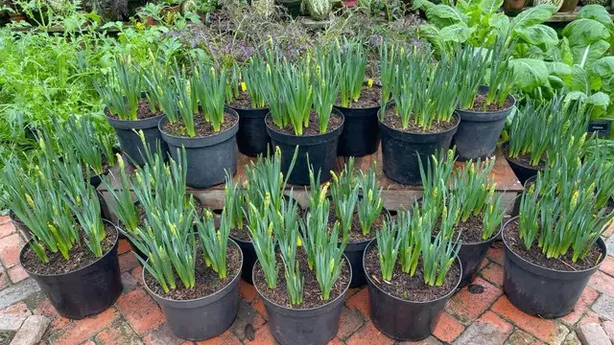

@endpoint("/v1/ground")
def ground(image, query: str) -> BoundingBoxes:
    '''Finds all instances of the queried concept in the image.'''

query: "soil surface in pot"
[254,250,350,309]
[465,91,514,112]
[230,225,251,241]
[162,111,238,137]
[106,99,163,120]
[328,203,386,243]
[364,244,460,301]
[432,214,495,243]
[502,145,546,171]
[365,244,460,302]
[335,86,381,108]
[503,218,604,271]
[21,223,117,275]
[144,244,241,300]
[229,91,264,109]
[383,107,458,134]
[266,111,343,136]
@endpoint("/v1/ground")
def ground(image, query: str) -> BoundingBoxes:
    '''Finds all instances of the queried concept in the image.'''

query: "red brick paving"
[0,219,612,345]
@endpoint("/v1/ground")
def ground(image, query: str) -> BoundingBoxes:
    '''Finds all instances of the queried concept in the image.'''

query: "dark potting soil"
[230,225,251,241]
[162,111,238,138]
[335,86,381,109]
[21,223,117,275]
[383,107,458,134]
[432,214,495,244]
[106,99,163,120]
[253,250,350,309]
[364,243,460,302]
[467,91,514,112]
[503,219,604,271]
[502,145,546,171]
[328,203,386,243]
[144,244,242,300]
[229,91,262,109]
[266,111,343,136]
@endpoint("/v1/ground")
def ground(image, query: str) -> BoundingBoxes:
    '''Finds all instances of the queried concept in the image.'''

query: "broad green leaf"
[509,58,550,92]
[586,92,610,119]
[589,56,614,92]
[488,13,510,34]
[560,37,574,66]
[547,61,573,86]
[577,5,613,28]
[515,24,559,50]
[426,5,467,28]
[570,40,610,66]
[562,19,610,48]
[571,64,590,93]
[439,23,475,43]
[548,76,566,90]
[566,91,587,102]
[509,5,558,31]
[479,0,503,15]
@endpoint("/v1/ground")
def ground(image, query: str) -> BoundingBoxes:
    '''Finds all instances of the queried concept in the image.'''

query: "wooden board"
[99,147,524,216]
[546,6,614,23]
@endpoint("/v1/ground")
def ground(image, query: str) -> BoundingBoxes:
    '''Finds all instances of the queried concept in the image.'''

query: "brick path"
[1,215,613,345]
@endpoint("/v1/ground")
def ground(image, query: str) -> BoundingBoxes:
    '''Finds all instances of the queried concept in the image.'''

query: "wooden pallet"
[99,147,524,215]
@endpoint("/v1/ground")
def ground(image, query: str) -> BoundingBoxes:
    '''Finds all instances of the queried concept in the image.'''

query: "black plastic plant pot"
[378,113,459,185]
[363,240,462,341]
[228,105,271,157]
[502,143,542,185]
[265,110,344,186]
[9,210,31,241]
[252,257,351,345]
[144,240,243,340]
[18,220,122,320]
[106,113,169,167]
[501,217,606,318]
[345,239,372,288]
[452,88,515,161]
[333,104,380,157]
[159,108,240,189]
[456,226,502,288]
[231,236,257,284]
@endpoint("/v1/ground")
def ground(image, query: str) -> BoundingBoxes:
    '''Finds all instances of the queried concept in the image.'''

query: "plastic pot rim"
[455,223,502,247]
[142,238,243,306]
[105,110,166,129]
[363,239,462,305]
[157,107,240,144]
[19,219,119,278]
[264,110,345,145]
[377,110,460,139]
[454,86,516,117]
[501,216,607,275]
[226,103,269,113]
[252,254,352,313]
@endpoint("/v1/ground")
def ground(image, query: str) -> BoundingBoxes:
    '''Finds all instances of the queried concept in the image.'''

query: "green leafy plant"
[336,40,368,108]
[518,161,614,262]
[102,154,140,233]
[301,197,349,301]
[264,57,312,136]
[312,48,340,134]
[273,197,303,305]
[356,162,384,237]
[197,208,231,280]
[95,55,153,121]
[193,61,227,133]
[241,54,269,109]
[375,217,401,282]
[455,36,514,111]
[388,47,458,130]
[246,196,278,289]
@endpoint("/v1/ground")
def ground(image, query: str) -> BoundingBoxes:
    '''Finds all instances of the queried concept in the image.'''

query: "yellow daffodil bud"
[367,79,373,88]
[240,81,247,92]
[296,237,302,247]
